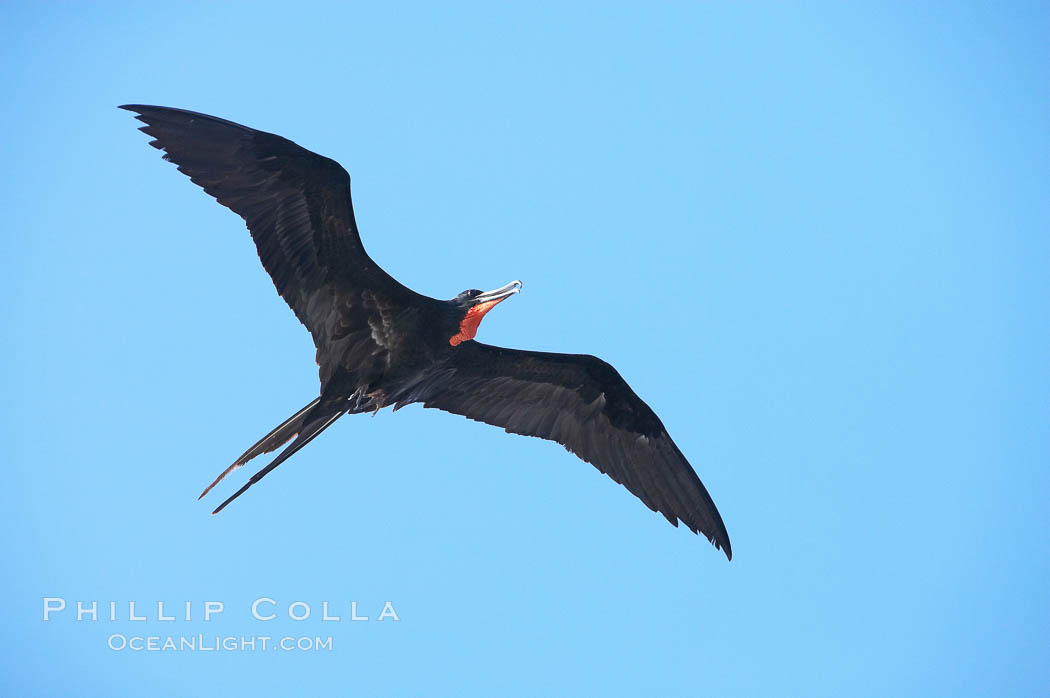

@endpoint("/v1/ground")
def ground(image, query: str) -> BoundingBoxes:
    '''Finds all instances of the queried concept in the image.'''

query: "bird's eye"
[453,289,482,303]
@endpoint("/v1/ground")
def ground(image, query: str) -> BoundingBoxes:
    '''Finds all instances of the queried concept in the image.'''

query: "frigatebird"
[122,105,732,559]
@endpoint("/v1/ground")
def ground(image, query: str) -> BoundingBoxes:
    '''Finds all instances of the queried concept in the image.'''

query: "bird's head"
[448,280,522,346]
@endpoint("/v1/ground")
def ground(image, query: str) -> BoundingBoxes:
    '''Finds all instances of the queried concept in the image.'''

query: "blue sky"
[3,2,1047,696]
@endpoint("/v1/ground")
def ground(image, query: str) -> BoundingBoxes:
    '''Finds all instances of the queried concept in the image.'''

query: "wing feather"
[122,104,421,388]
[419,341,732,558]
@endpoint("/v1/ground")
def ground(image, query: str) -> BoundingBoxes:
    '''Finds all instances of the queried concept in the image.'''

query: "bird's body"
[123,105,732,559]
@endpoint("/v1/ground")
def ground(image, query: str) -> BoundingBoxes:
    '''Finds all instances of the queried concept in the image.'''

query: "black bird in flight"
[122,105,732,559]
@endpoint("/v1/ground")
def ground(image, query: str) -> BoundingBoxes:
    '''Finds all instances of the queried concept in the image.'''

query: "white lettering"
[157,601,174,621]
[251,597,276,621]
[42,597,65,621]
[288,601,310,621]
[76,601,97,621]
[377,602,400,621]
[204,601,224,621]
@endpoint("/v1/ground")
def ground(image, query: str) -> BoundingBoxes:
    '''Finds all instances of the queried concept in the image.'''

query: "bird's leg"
[349,387,367,412]
[367,389,386,416]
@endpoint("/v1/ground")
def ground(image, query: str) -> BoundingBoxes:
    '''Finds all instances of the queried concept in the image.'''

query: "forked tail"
[199,397,346,514]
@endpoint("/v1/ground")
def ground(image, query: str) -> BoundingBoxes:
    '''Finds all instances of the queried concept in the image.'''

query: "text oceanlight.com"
[107,634,333,652]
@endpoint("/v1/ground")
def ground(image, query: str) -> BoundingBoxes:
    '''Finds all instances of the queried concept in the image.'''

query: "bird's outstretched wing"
[419,341,732,559]
[121,105,422,386]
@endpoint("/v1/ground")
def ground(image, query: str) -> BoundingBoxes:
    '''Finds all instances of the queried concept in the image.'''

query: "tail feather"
[198,397,321,500]
[210,406,346,514]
